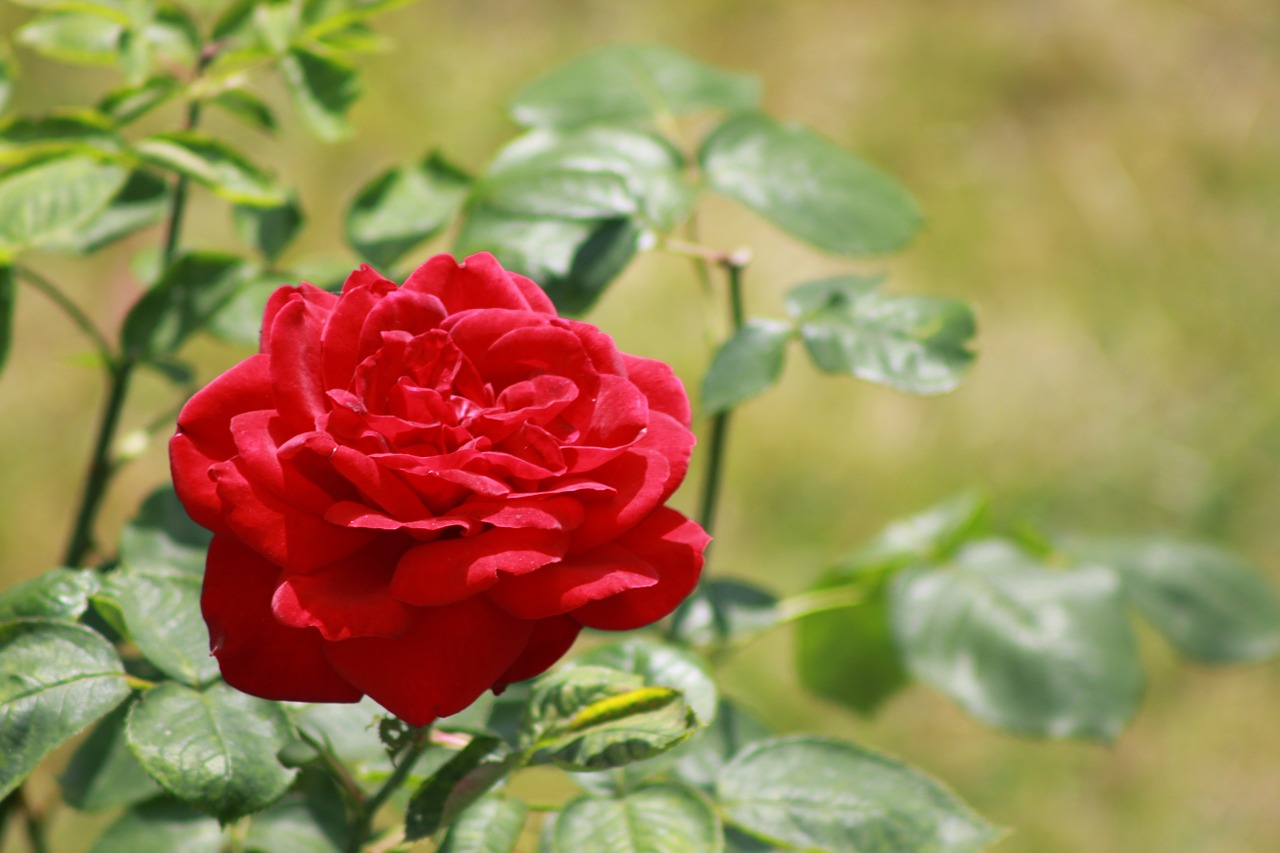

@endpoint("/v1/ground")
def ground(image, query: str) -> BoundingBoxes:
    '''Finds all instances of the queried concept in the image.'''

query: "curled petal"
[272,541,413,641]
[485,544,659,620]
[404,252,554,315]
[391,528,569,606]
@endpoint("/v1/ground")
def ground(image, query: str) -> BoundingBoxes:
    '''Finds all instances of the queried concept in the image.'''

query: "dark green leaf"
[701,112,922,255]
[121,251,252,359]
[90,797,223,853]
[60,702,163,811]
[405,735,518,840]
[438,794,526,853]
[0,264,12,374]
[719,736,1000,853]
[234,194,304,262]
[0,155,128,254]
[892,540,1144,740]
[280,46,359,142]
[570,639,717,725]
[211,0,255,40]
[522,666,703,771]
[16,13,123,65]
[0,110,120,157]
[118,485,213,577]
[245,767,349,853]
[669,699,771,792]
[209,88,278,133]
[101,568,217,685]
[126,681,297,820]
[550,784,722,853]
[206,271,293,346]
[669,580,780,648]
[346,151,470,270]
[60,168,168,253]
[701,320,792,414]
[0,619,131,799]
[147,3,200,65]
[1063,536,1280,663]
[0,567,100,621]
[510,43,760,129]
[98,75,179,125]
[134,131,285,206]
[786,275,976,395]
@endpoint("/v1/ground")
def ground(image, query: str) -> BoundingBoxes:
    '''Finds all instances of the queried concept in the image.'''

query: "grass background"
[2,0,1279,850]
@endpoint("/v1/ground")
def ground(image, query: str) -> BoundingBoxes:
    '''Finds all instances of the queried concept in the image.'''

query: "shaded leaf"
[206,271,293,346]
[60,702,162,811]
[118,485,213,576]
[346,151,469,270]
[438,794,526,853]
[551,784,722,853]
[0,567,100,621]
[0,55,11,114]
[134,131,285,206]
[101,568,217,686]
[701,319,792,414]
[245,767,348,853]
[405,735,518,840]
[234,194,304,262]
[669,699,771,792]
[701,112,922,255]
[209,88,278,133]
[99,76,180,125]
[0,110,120,159]
[669,579,780,648]
[571,639,717,725]
[280,46,359,142]
[0,154,128,254]
[0,264,11,374]
[60,168,168,253]
[90,797,223,853]
[121,251,251,359]
[287,696,389,777]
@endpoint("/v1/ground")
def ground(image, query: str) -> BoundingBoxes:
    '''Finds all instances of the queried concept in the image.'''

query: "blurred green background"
[3,0,1279,850]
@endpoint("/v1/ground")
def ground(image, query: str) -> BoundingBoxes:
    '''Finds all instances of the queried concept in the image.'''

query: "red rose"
[170,253,708,726]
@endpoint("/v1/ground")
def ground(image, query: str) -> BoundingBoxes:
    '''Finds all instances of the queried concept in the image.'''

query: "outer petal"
[573,507,709,631]
[403,252,554,315]
[260,283,337,353]
[323,595,534,727]
[266,295,329,432]
[272,539,413,641]
[203,535,361,703]
[492,615,582,692]
[622,353,693,426]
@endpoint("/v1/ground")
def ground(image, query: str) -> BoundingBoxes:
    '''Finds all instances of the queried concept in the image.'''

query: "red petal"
[485,545,658,620]
[175,354,273,463]
[272,540,413,641]
[566,448,670,553]
[493,615,582,691]
[261,283,336,353]
[403,252,553,315]
[391,528,568,606]
[203,535,360,703]
[622,353,692,427]
[323,270,396,390]
[266,295,329,431]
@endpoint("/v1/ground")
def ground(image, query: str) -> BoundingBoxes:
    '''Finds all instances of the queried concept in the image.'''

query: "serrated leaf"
[510,42,760,129]
[209,88,278,133]
[90,797,224,853]
[551,784,722,853]
[118,485,213,576]
[719,736,1000,853]
[99,75,180,125]
[786,275,976,395]
[233,194,303,262]
[669,580,780,648]
[0,154,128,253]
[121,251,252,359]
[701,112,922,256]
[60,168,168,253]
[405,735,519,841]
[701,320,792,414]
[438,794,526,853]
[60,702,163,811]
[570,639,717,725]
[1063,536,1280,663]
[0,567,100,621]
[280,46,359,142]
[101,568,217,685]
[892,540,1144,740]
[134,131,285,206]
[244,767,349,853]
[0,619,131,800]
[16,13,124,65]
[126,681,297,820]
[346,152,469,270]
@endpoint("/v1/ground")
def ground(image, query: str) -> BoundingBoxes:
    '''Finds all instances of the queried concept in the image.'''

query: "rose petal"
[391,528,569,606]
[565,449,670,554]
[272,540,413,641]
[403,252,553,315]
[493,615,582,692]
[267,295,329,431]
[229,412,336,515]
[329,446,431,520]
[175,354,273,462]
[203,535,361,702]
[621,353,693,427]
[323,269,397,388]
[260,283,337,353]
[485,545,658,620]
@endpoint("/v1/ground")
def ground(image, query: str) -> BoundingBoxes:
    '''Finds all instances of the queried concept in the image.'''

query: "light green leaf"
[206,271,293,346]
[90,797,224,853]
[0,110,120,160]
[669,579,780,648]
[0,567,100,621]
[701,320,792,414]
[99,75,180,125]
[303,0,416,40]
[60,168,168,253]
[60,702,162,811]
[438,794,526,853]
[1063,536,1280,663]
[244,767,349,853]
[287,696,389,777]
[570,639,717,725]
[786,275,976,395]
[405,735,519,841]
[719,736,1000,853]
[134,131,285,206]
[0,155,128,253]
[346,151,470,270]
[126,681,297,820]
[118,485,213,577]
[280,46,359,142]
[0,619,131,800]
[892,540,1144,740]
[102,568,217,686]
[510,42,760,129]
[842,491,988,575]
[234,194,304,262]
[551,784,722,853]
[701,112,922,256]
[146,3,200,66]
[7,0,127,21]
[16,13,123,65]
[669,699,771,792]
[121,251,252,359]
[208,88,278,133]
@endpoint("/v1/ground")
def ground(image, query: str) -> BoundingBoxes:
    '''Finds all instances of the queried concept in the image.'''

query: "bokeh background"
[2,0,1279,850]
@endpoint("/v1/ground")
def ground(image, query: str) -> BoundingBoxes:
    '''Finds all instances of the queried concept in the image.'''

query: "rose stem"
[347,729,432,853]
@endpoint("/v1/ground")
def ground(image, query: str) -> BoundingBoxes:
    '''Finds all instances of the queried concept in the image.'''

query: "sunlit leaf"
[570,639,717,725]
[0,155,128,254]
[60,702,162,811]
[438,794,526,853]
[16,13,124,66]
[280,46,359,142]
[0,567,100,621]
[346,152,469,270]
[60,168,168,253]
[134,131,285,206]
[551,785,722,853]
[208,89,278,133]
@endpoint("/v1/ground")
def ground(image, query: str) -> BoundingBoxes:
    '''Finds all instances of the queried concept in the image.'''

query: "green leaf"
[90,797,224,853]
[0,55,12,114]
[1062,536,1280,663]
[16,13,123,66]
[99,75,181,125]
[510,43,760,129]
[206,271,293,346]
[280,46,359,142]
[669,579,780,648]
[287,696,388,777]
[0,110,120,159]
[8,0,127,21]
[134,131,285,206]
[253,0,299,53]
[0,155,128,254]
[785,275,976,395]
[244,767,349,853]
[701,320,792,414]
[892,540,1144,740]
[60,702,163,811]
[346,151,470,270]
[209,88,278,133]
[551,784,722,853]
[233,194,304,262]
[302,0,415,40]
[0,264,12,373]
[118,485,213,576]
[841,491,988,575]
[0,619,131,800]
[719,736,1000,853]
[522,666,703,771]
[438,794,527,853]
[669,699,771,792]
[147,3,200,66]
[701,112,922,256]
[126,681,297,820]
[121,251,252,359]
[570,639,717,725]
[455,209,638,316]
[405,735,519,840]
[482,126,692,230]
[0,567,100,621]
[101,568,217,685]
[60,168,168,253]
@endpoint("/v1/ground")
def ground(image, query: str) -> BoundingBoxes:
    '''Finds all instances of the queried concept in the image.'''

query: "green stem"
[62,359,134,567]
[776,585,869,622]
[13,265,113,368]
[296,727,367,824]
[696,258,747,543]
[346,731,429,853]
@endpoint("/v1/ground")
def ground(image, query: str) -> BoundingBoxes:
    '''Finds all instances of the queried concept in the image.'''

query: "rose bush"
[169,253,708,725]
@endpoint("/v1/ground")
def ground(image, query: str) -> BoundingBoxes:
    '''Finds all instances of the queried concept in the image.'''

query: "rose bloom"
[170,253,708,726]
